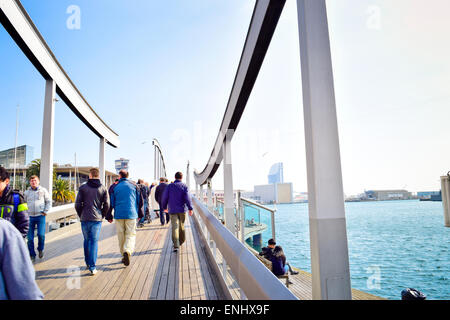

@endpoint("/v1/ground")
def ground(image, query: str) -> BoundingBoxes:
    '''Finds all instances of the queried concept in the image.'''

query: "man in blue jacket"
[109,170,144,266]
[161,172,192,252]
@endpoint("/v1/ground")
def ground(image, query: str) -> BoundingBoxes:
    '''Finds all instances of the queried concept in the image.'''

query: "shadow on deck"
[33,214,227,300]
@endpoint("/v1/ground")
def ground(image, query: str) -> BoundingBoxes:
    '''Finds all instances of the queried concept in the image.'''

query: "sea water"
[258,200,449,300]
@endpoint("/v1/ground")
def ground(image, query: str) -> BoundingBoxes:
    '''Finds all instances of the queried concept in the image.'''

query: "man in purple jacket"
[161,172,192,252]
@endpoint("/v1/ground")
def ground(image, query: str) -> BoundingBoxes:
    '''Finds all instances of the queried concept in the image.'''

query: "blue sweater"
[0,219,44,300]
[161,180,193,214]
[110,178,142,220]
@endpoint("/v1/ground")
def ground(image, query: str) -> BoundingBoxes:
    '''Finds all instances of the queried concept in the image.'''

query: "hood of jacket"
[87,179,102,188]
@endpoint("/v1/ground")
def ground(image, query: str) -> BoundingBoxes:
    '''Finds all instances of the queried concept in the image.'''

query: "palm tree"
[52,178,75,204]
[26,158,57,184]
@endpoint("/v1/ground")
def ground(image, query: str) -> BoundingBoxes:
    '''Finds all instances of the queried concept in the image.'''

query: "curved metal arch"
[193,0,285,186]
[152,138,167,179]
[0,0,120,147]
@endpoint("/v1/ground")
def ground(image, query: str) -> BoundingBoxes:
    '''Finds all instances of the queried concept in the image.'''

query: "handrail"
[0,0,120,147]
[241,197,276,214]
[192,196,297,300]
[193,0,286,186]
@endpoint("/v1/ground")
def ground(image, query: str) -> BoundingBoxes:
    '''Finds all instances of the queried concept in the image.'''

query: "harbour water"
[252,200,449,300]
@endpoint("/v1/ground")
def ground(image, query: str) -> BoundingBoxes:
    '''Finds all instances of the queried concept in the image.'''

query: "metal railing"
[192,197,297,300]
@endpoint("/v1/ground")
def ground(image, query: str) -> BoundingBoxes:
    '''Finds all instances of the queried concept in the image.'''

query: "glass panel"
[242,199,274,253]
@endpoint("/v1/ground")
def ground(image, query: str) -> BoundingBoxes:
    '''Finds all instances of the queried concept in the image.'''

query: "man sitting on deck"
[259,239,299,275]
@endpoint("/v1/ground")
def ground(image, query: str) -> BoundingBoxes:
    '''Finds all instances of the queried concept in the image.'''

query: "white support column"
[154,145,157,181]
[40,79,56,196]
[200,184,204,203]
[223,136,236,235]
[440,176,450,227]
[99,137,105,184]
[195,183,199,200]
[297,0,352,300]
[207,179,213,212]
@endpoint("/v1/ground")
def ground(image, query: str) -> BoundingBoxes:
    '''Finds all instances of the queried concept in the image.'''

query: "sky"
[1,0,450,195]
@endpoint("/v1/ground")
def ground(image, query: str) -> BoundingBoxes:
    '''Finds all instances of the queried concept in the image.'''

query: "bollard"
[440,175,450,227]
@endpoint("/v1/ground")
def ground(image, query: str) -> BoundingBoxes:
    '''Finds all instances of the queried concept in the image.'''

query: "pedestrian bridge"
[2,0,387,300]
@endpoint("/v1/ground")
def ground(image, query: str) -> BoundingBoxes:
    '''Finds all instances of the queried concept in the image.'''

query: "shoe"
[38,251,44,259]
[290,271,299,275]
[30,256,36,262]
[123,252,130,266]
[288,280,294,285]
[173,247,178,253]
[90,269,97,276]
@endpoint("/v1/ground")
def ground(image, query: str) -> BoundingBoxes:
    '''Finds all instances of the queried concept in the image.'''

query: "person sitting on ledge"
[259,239,299,275]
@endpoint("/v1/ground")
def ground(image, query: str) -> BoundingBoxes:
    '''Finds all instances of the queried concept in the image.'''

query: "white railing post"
[223,135,236,236]
[40,79,56,196]
[200,184,204,203]
[297,0,352,300]
[207,179,213,212]
[99,137,105,184]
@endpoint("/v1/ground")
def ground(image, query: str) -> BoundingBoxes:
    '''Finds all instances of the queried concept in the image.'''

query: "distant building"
[253,183,293,204]
[268,162,283,184]
[115,158,129,174]
[417,191,440,200]
[364,190,412,201]
[0,145,34,169]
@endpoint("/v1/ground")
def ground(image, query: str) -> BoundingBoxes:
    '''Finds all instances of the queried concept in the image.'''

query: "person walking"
[155,177,169,225]
[75,168,110,275]
[161,172,193,252]
[149,181,160,219]
[0,166,29,238]
[109,170,144,266]
[24,175,51,262]
[144,182,151,223]
[0,218,44,300]
[136,179,148,228]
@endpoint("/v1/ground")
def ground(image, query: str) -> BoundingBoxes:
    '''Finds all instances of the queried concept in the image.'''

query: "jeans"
[81,221,102,271]
[27,215,46,257]
[160,210,170,225]
[138,202,148,225]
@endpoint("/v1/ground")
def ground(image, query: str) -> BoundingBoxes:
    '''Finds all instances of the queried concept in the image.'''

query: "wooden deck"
[33,214,226,300]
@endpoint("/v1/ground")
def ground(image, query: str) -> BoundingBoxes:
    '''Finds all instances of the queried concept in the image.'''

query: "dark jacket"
[110,178,144,220]
[75,179,109,222]
[161,180,192,214]
[0,185,29,238]
[270,250,287,276]
[154,182,168,205]
[259,246,274,260]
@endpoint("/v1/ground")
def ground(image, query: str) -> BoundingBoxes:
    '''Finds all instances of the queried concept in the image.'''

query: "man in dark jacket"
[154,177,169,225]
[75,168,109,275]
[0,166,29,238]
[161,172,192,252]
[136,179,148,228]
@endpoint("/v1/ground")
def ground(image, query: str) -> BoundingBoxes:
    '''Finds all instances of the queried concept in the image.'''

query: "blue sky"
[1,0,450,195]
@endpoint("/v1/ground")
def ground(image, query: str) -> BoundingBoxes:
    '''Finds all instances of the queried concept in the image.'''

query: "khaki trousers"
[115,219,137,255]
[171,213,186,248]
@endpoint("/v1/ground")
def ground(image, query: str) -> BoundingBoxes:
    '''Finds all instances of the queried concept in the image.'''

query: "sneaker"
[123,252,130,266]
[90,269,97,276]
[38,251,44,259]
[173,247,178,253]
[30,256,36,262]
[290,270,299,275]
